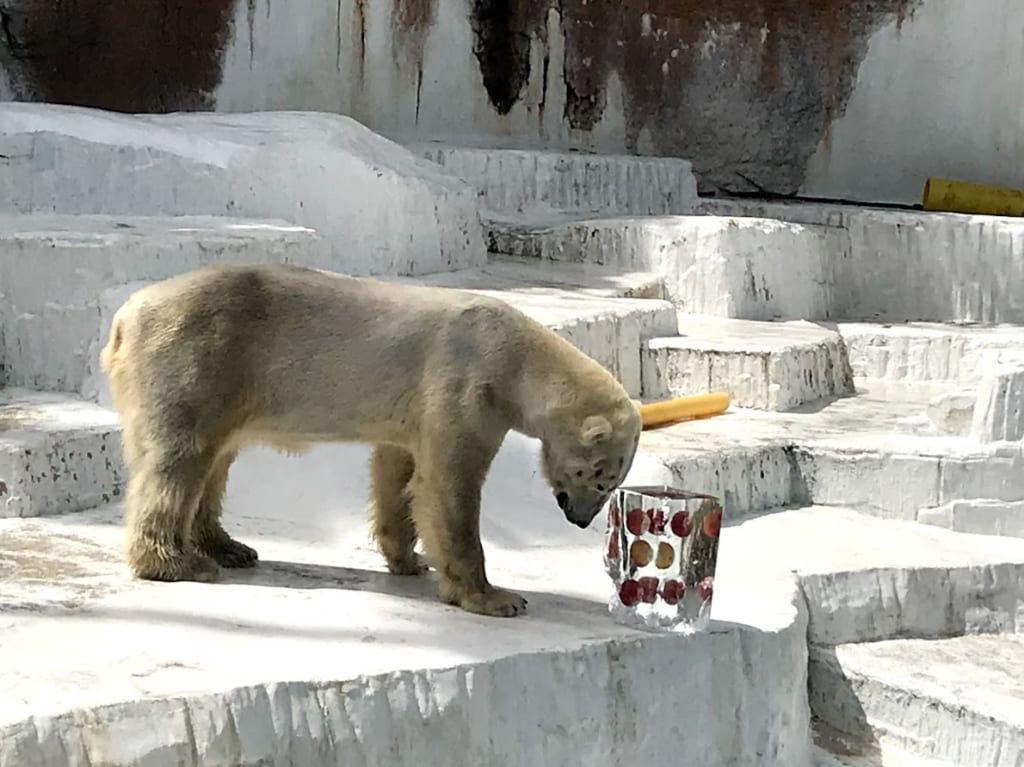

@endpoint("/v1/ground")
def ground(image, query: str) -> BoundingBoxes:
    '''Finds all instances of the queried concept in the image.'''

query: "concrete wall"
[0,0,1020,205]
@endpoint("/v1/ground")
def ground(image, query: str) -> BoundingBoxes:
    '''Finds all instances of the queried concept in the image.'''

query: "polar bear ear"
[580,415,613,446]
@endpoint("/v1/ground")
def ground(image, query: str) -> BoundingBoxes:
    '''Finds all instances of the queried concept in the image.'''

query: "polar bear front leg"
[409,438,527,618]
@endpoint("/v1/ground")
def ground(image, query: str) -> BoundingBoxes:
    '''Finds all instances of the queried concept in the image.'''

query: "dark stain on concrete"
[392,0,437,123]
[0,0,238,112]
[447,0,922,193]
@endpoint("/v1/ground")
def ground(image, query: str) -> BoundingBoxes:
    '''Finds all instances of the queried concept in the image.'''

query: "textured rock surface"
[809,636,1024,766]
[0,104,485,277]
[642,316,855,410]
[972,359,1024,443]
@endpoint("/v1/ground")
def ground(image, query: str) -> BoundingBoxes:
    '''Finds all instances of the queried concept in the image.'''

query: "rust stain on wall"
[0,0,238,112]
[434,0,921,192]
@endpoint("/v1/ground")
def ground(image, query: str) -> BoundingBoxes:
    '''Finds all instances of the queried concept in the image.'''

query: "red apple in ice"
[670,510,692,537]
[638,576,660,603]
[626,508,648,536]
[661,579,685,605]
[619,579,641,606]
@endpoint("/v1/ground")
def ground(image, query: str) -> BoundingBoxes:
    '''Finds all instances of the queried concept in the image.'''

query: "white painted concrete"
[703,199,1024,324]
[412,144,700,217]
[918,499,1024,540]
[642,316,855,410]
[729,507,1024,645]
[489,215,843,320]
[809,636,1024,766]
[839,323,1024,384]
[0,214,328,393]
[972,359,1024,443]
[0,435,812,767]
[0,104,485,277]
[802,0,1024,204]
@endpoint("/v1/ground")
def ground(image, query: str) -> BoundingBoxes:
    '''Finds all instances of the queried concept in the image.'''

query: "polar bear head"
[541,399,642,529]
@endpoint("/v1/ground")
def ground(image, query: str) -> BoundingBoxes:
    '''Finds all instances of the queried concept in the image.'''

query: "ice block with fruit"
[604,485,723,633]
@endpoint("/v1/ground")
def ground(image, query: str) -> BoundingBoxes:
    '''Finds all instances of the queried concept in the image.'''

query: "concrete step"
[718,505,1024,646]
[809,636,1024,767]
[629,378,1024,524]
[642,316,855,410]
[0,432,811,767]
[839,321,1024,385]
[700,197,1024,325]
[409,143,699,218]
[0,103,485,277]
[487,213,842,321]
[0,213,329,394]
[0,389,122,518]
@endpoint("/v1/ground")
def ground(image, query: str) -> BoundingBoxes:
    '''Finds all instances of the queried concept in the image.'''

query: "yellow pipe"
[922,178,1024,217]
[640,392,731,430]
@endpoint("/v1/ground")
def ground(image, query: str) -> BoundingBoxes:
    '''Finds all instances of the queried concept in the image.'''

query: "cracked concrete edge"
[0,611,812,767]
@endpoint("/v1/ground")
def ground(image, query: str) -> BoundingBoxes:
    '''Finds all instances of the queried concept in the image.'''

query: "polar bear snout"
[558,492,607,529]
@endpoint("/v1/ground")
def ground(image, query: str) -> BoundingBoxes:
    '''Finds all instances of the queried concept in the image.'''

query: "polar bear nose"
[555,491,569,511]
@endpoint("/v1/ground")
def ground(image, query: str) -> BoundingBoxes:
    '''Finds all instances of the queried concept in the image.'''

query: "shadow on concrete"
[807,644,882,762]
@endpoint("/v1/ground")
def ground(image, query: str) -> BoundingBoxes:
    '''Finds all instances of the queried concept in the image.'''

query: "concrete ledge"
[702,198,1024,324]
[411,144,699,218]
[722,507,1024,645]
[0,104,485,277]
[488,214,842,321]
[642,317,855,410]
[838,322,1024,384]
[918,498,1024,539]
[809,636,1024,767]
[0,389,122,519]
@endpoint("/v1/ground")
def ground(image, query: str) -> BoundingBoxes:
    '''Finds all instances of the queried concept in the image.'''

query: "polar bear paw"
[456,587,528,618]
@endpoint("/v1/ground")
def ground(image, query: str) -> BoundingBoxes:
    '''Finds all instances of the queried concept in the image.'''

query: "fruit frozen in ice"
[670,510,693,537]
[629,539,653,567]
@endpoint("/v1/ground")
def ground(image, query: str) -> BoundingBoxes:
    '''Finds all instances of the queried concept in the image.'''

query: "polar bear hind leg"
[369,444,428,576]
[192,448,259,568]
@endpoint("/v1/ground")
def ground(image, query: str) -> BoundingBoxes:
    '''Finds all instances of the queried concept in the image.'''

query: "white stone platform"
[0,436,811,767]
[0,104,485,277]
[641,316,855,410]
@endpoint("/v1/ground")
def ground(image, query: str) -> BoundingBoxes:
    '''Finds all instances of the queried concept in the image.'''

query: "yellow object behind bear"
[640,392,731,430]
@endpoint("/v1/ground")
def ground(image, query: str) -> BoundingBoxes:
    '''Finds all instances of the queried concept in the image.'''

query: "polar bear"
[101,263,642,617]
